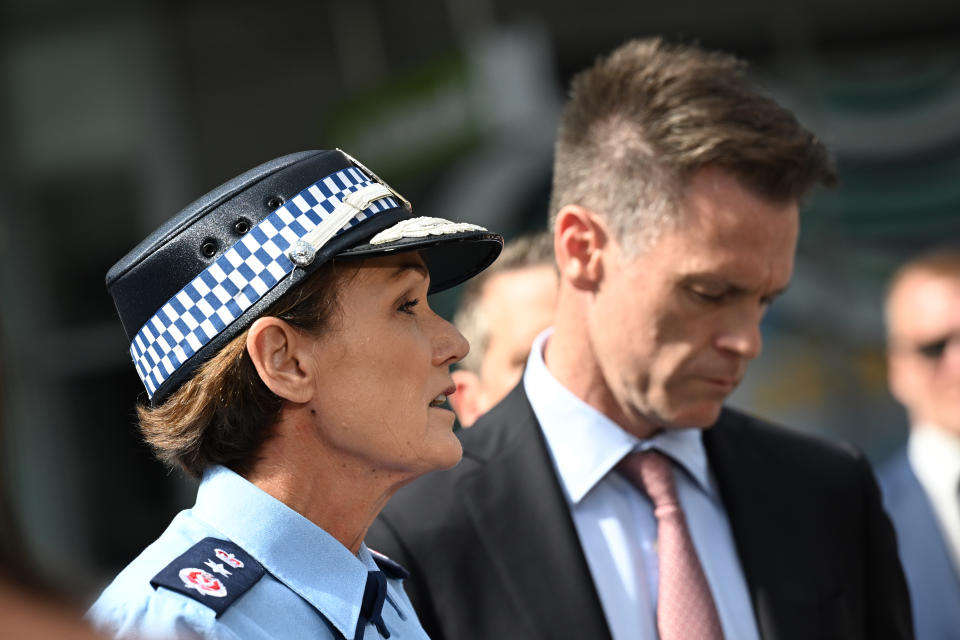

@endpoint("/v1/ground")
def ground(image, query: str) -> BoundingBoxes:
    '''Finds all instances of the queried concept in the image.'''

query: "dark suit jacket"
[368,384,913,640]
[879,448,960,640]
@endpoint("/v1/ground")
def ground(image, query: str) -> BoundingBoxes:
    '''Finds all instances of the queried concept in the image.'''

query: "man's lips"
[700,376,740,390]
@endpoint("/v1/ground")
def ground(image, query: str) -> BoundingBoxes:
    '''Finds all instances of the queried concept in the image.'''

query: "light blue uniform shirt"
[524,329,760,640]
[88,465,428,640]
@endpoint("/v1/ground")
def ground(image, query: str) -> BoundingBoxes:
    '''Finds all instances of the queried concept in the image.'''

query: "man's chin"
[936,419,960,438]
[658,402,724,430]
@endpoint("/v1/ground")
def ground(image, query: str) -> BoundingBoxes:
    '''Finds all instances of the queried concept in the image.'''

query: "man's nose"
[715,310,763,361]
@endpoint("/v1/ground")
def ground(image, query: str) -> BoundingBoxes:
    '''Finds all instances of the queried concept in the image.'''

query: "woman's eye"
[398,298,420,315]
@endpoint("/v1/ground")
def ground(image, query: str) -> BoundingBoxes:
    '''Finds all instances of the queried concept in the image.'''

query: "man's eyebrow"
[681,274,790,299]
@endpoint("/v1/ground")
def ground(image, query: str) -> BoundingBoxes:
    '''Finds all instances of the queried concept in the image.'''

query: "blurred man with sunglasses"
[880,248,960,640]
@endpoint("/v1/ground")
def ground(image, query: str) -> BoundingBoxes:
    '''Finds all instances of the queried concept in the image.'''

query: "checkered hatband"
[130,166,397,398]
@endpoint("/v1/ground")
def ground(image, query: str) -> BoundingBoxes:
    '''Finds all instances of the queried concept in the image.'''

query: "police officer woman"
[87,150,502,640]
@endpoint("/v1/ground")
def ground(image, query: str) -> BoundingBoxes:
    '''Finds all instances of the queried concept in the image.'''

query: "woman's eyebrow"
[389,262,429,281]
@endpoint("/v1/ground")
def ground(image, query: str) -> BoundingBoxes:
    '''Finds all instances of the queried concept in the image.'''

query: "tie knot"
[617,450,679,509]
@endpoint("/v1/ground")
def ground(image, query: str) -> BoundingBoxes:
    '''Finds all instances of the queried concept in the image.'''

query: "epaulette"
[150,537,265,617]
[369,549,409,580]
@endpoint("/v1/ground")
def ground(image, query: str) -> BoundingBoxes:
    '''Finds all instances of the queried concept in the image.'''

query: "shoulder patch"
[151,537,265,617]
[369,548,409,580]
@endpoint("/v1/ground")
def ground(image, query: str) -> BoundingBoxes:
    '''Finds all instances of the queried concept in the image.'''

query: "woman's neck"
[245,421,402,555]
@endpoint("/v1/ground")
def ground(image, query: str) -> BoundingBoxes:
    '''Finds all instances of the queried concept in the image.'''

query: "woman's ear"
[246,317,314,403]
[554,205,607,290]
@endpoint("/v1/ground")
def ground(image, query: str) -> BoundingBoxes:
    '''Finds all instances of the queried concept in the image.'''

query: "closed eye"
[688,286,736,305]
[691,286,779,309]
[693,290,727,304]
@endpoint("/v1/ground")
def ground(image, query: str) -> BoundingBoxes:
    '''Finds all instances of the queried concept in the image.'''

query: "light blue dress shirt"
[524,329,759,640]
[87,465,428,640]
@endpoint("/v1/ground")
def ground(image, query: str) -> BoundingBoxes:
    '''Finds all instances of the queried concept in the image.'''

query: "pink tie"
[617,450,725,640]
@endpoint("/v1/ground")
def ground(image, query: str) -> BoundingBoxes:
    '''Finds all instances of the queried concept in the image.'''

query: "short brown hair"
[885,247,960,339]
[454,231,555,373]
[549,37,836,248]
[137,263,345,478]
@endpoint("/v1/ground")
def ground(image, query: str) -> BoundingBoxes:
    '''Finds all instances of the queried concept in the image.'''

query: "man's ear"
[450,369,485,428]
[246,317,314,404]
[554,205,608,289]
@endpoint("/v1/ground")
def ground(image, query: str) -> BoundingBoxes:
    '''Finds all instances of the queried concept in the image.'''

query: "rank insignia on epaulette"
[369,548,410,580]
[151,537,265,617]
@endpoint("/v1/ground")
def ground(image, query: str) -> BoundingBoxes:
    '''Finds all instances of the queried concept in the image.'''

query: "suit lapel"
[458,385,612,639]
[883,453,960,635]
[703,411,821,640]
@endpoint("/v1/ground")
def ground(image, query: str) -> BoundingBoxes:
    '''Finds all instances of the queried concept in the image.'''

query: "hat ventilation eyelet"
[266,196,284,210]
[200,239,219,258]
[233,218,251,235]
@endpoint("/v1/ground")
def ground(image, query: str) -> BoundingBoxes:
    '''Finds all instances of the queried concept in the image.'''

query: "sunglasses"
[912,332,960,360]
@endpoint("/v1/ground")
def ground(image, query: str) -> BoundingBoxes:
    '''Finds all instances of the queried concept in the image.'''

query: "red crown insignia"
[214,548,244,569]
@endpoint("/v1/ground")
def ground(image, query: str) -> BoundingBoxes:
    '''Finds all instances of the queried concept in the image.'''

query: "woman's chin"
[422,432,464,474]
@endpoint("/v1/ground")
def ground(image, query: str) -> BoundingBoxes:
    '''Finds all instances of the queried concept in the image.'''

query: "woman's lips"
[429,385,457,407]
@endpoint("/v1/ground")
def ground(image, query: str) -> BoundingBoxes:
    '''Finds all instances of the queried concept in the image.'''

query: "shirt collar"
[193,465,379,640]
[523,328,716,504]
[908,422,960,494]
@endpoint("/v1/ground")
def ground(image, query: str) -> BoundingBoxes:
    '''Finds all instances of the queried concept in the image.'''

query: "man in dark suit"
[879,250,960,640]
[368,37,913,640]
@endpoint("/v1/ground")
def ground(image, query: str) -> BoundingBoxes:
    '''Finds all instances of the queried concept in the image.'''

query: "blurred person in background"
[449,231,557,427]
[368,37,913,640]
[86,149,502,639]
[0,337,108,638]
[0,579,110,640]
[879,248,960,640]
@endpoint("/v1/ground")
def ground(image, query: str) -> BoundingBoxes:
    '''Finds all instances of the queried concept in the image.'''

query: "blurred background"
[0,0,958,601]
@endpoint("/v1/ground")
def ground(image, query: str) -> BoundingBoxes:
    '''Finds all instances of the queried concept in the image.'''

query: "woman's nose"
[433,315,470,367]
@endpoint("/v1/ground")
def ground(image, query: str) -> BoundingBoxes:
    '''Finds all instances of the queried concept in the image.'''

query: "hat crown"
[107,150,347,341]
